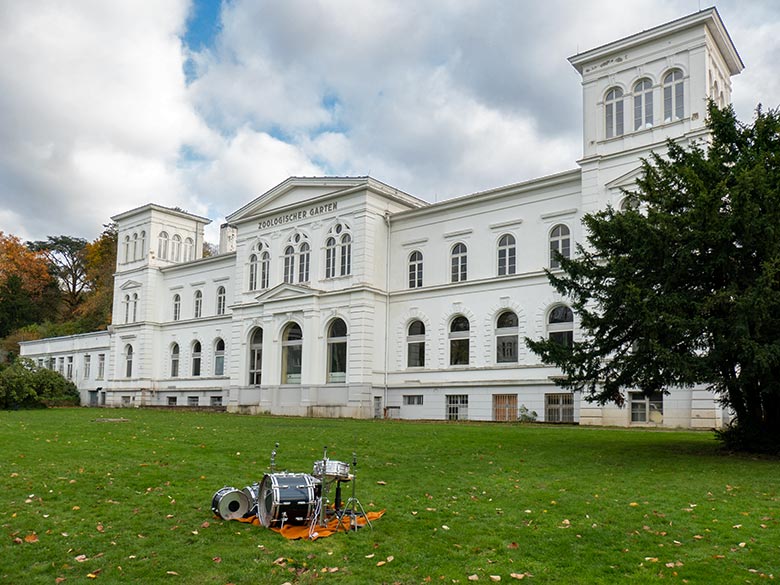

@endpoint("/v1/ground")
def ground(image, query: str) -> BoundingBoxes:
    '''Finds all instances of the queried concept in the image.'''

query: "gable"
[605,166,645,192]
[255,282,322,303]
[226,178,369,224]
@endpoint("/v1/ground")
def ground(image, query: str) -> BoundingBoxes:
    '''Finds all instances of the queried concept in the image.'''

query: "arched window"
[214,338,225,376]
[171,343,180,377]
[325,237,337,278]
[620,196,640,212]
[183,237,194,262]
[158,231,169,260]
[327,319,348,383]
[496,310,519,363]
[663,69,684,122]
[633,78,653,130]
[249,328,263,385]
[193,290,202,318]
[171,235,182,262]
[260,251,270,289]
[123,236,130,263]
[605,87,624,138]
[192,341,202,376]
[283,246,295,283]
[248,253,258,291]
[281,323,302,384]
[123,294,130,323]
[409,251,423,288]
[298,242,310,283]
[449,316,470,365]
[139,231,146,259]
[132,233,138,261]
[172,294,181,321]
[131,293,138,322]
[549,224,570,269]
[498,234,516,276]
[548,306,574,347]
[407,320,425,368]
[340,233,351,276]
[216,286,226,315]
[124,344,133,378]
[451,243,467,283]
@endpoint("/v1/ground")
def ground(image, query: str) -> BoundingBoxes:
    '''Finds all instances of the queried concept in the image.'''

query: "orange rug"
[235,510,385,540]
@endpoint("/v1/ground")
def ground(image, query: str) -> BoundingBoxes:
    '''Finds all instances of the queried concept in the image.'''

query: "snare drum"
[211,486,251,520]
[312,459,351,481]
[258,473,320,527]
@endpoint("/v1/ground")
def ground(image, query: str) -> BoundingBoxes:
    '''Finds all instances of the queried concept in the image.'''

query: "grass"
[0,409,778,584]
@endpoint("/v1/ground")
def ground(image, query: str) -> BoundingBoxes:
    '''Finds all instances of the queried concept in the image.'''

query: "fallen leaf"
[510,574,526,580]
[212,557,221,563]
[75,555,88,562]
[629,502,639,507]
[12,537,22,544]
[442,525,450,530]
[508,542,519,549]
[387,556,394,562]
[166,571,179,575]
[24,533,39,543]
[376,481,387,485]
[376,561,386,567]
[96,524,104,533]
[201,521,210,528]
[55,578,66,584]
[468,575,479,581]
[365,554,375,559]
[490,577,501,582]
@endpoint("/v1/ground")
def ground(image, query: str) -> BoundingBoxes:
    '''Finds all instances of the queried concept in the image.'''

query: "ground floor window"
[210,396,223,407]
[630,391,663,423]
[327,318,347,383]
[121,395,131,406]
[282,322,303,384]
[545,393,574,423]
[188,396,199,406]
[167,396,177,406]
[493,394,518,421]
[446,394,468,420]
[249,328,263,385]
[403,394,423,406]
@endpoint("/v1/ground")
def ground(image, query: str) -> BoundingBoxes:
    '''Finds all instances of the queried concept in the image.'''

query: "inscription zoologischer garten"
[258,201,339,230]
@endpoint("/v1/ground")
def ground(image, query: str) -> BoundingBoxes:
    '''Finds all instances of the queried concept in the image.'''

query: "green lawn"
[1,409,778,584]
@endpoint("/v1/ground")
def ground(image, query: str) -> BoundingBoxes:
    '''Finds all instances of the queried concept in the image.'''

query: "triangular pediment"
[255,282,321,303]
[605,166,645,191]
[119,280,142,290]
[226,177,370,224]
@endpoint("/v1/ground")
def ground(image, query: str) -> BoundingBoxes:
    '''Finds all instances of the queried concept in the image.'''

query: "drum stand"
[336,453,372,532]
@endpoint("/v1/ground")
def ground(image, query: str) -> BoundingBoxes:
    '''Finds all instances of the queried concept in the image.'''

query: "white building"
[20,9,743,428]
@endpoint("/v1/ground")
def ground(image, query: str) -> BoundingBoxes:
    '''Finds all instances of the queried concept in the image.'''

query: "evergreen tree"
[527,104,780,453]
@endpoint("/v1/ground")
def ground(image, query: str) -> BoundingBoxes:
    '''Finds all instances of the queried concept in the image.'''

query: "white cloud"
[0,0,778,243]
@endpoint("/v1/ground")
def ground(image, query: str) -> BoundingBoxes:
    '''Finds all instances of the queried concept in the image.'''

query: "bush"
[0,357,79,409]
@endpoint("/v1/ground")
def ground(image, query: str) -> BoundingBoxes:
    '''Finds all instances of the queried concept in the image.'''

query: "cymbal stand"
[337,452,372,531]
[270,442,279,472]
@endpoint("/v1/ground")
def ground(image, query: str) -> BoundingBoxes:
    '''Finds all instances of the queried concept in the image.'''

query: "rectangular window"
[446,395,468,421]
[493,394,518,421]
[188,396,199,407]
[83,354,91,379]
[167,396,178,406]
[210,396,223,407]
[214,354,224,376]
[545,393,574,423]
[37,358,44,368]
[97,354,105,379]
[496,335,518,363]
[403,395,424,406]
[407,342,425,368]
[57,357,64,375]
[66,356,73,380]
[121,395,131,406]
[450,339,469,365]
[630,391,663,423]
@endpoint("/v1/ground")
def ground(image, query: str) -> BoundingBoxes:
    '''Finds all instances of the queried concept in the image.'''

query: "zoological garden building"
[20,9,744,428]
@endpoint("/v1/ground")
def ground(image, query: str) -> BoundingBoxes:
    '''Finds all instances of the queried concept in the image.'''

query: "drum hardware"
[336,452,372,531]
[270,442,279,472]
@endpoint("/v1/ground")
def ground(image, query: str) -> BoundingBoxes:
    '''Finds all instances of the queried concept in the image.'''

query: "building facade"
[20,9,744,427]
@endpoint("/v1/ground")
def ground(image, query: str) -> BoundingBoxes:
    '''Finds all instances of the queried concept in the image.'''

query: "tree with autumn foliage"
[75,224,118,331]
[527,104,780,454]
[0,232,58,338]
[29,235,89,318]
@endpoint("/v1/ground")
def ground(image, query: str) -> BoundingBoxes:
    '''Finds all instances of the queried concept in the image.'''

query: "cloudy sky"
[1,1,778,244]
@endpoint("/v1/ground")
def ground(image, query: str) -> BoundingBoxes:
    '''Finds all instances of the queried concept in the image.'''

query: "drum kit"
[211,443,371,535]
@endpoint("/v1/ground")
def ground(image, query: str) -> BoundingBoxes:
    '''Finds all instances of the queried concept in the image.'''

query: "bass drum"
[211,486,251,520]
[258,473,320,528]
